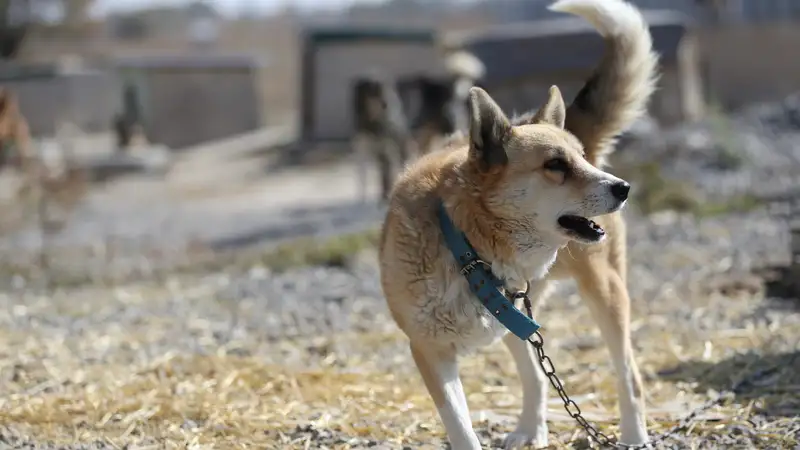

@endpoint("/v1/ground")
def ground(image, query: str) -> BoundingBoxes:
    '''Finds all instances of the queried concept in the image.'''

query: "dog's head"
[466,86,630,245]
[354,78,388,125]
[396,75,470,137]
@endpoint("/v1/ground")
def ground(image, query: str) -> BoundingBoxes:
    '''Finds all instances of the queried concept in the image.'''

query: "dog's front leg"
[576,266,648,445]
[502,333,549,449]
[352,134,370,203]
[410,342,481,450]
[502,279,552,449]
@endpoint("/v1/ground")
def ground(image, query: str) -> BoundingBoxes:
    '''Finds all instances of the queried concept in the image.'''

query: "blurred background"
[1,0,800,278]
[1,1,799,448]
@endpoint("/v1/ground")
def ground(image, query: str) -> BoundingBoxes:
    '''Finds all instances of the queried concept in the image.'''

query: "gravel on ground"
[1,206,798,449]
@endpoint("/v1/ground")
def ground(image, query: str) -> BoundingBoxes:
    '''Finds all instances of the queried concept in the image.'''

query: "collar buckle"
[460,258,491,276]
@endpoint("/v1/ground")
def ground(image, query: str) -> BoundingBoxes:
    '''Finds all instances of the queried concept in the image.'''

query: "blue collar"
[437,201,541,340]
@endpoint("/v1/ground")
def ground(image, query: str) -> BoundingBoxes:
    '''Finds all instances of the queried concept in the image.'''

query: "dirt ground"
[1,206,798,449]
[0,132,799,449]
[0,136,387,283]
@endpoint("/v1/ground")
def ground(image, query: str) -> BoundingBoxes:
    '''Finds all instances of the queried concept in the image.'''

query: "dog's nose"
[610,181,631,201]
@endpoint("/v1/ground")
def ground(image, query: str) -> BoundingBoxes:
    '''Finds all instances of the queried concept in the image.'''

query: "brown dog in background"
[0,88,34,174]
[378,0,659,448]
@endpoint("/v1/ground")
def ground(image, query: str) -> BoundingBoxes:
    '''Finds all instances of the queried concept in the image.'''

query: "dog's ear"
[467,87,510,172]
[528,85,566,129]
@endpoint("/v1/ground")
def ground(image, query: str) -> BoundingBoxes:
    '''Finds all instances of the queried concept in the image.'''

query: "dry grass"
[0,273,797,449]
[247,229,381,271]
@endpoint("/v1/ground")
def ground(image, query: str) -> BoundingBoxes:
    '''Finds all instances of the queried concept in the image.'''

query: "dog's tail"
[550,0,659,167]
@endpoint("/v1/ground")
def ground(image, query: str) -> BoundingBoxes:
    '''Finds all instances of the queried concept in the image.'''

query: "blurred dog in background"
[397,50,487,156]
[352,74,412,203]
[351,50,486,202]
[0,88,34,175]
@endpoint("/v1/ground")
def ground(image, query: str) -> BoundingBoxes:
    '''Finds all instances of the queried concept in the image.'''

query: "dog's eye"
[543,158,569,173]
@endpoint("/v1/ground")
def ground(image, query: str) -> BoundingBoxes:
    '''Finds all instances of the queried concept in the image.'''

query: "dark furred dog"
[351,75,414,202]
[396,74,472,156]
[351,53,485,202]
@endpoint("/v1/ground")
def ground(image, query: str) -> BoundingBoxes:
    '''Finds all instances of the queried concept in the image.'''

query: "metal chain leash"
[517,290,793,449]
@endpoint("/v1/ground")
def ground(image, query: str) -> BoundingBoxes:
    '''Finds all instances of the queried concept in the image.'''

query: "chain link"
[526,329,793,449]
[527,331,617,447]
[514,277,794,450]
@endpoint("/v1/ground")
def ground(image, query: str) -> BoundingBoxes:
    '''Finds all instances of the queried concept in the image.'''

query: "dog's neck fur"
[441,158,561,288]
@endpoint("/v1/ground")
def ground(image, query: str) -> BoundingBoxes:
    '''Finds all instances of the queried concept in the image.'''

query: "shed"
[443,10,705,125]
[0,60,119,137]
[300,25,451,142]
[114,54,263,150]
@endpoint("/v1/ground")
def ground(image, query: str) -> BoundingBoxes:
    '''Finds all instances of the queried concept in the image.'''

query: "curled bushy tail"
[550,0,660,167]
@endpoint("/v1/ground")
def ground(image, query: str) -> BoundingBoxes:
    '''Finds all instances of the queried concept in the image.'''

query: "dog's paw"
[620,429,649,447]
[502,426,549,449]
[620,419,649,446]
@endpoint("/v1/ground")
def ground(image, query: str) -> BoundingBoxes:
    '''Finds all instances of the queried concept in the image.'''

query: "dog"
[396,50,487,156]
[378,0,658,448]
[0,88,34,174]
[352,74,415,203]
[351,52,485,203]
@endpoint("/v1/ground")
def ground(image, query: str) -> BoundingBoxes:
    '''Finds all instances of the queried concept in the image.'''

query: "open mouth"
[557,215,605,243]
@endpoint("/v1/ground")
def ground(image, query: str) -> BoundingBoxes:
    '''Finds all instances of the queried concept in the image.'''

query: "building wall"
[10,9,800,144]
[0,63,261,148]
[698,21,800,109]
[309,41,444,141]
[485,64,687,126]
[486,0,800,24]
[2,71,120,137]
[472,20,800,117]
[134,67,261,149]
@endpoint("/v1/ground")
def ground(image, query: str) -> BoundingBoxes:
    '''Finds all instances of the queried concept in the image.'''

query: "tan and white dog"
[378,0,659,448]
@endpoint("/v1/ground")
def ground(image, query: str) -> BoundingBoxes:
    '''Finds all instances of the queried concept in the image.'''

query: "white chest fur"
[410,245,559,354]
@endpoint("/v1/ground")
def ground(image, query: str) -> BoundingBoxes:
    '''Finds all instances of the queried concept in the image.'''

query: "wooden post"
[790,216,800,276]
[766,192,800,297]
[785,196,800,296]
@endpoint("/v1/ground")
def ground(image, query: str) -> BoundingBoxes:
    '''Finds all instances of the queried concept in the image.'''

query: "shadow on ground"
[658,349,800,418]
[252,140,355,175]
[758,265,800,308]
[208,200,385,251]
